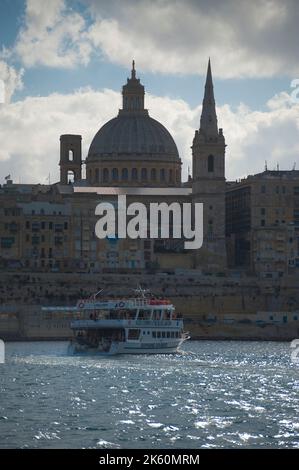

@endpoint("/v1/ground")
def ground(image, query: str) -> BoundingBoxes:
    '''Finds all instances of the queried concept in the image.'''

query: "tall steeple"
[120,60,147,114]
[199,58,218,136]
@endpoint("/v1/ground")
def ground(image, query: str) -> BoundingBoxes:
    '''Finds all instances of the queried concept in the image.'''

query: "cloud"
[14,0,92,68]
[0,86,299,185]
[0,60,24,103]
[85,0,299,78]
[8,0,299,79]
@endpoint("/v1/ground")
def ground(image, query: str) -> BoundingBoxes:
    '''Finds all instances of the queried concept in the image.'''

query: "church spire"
[200,58,218,136]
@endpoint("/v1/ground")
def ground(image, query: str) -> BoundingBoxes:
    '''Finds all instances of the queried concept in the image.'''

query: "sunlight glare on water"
[0,341,299,448]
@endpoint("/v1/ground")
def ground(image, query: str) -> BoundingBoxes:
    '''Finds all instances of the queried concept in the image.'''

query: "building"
[0,60,226,273]
[226,170,299,277]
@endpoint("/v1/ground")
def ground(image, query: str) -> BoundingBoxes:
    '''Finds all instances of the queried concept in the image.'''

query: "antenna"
[265,160,268,171]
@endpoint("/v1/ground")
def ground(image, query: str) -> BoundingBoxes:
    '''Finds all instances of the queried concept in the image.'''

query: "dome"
[87,114,179,162]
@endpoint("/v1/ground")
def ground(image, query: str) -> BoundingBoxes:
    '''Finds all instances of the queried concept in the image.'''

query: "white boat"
[65,288,190,355]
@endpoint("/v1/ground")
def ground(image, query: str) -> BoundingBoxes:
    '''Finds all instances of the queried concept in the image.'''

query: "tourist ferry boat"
[42,288,189,355]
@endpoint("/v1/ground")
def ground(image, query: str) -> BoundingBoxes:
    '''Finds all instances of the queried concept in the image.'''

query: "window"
[26,221,30,230]
[208,220,213,236]
[132,168,138,180]
[128,329,140,340]
[64,222,68,230]
[151,168,156,180]
[95,168,99,183]
[261,208,266,215]
[169,169,173,182]
[208,155,214,172]
[41,222,45,230]
[261,185,266,193]
[160,169,165,181]
[122,168,128,181]
[49,222,53,230]
[141,168,147,180]
[69,150,74,161]
[112,168,118,181]
[103,168,109,182]
[261,219,265,226]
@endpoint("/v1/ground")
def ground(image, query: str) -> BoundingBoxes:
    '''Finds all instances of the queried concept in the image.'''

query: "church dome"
[85,61,182,187]
[87,114,179,162]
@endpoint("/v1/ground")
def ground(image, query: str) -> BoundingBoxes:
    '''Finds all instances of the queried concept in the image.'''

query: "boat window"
[128,329,140,340]
[153,310,161,320]
[138,309,151,320]
[167,332,170,338]
[157,331,161,338]
[162,331,165,338]
[152,331,156,338]
[171,332,175,338]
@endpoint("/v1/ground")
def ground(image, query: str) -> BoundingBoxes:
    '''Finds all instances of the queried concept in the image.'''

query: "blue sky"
[0,0,299,183]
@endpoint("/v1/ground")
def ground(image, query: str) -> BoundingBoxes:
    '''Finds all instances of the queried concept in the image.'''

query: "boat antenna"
[90,288,104,299]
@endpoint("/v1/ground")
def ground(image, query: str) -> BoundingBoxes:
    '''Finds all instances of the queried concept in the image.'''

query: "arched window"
[112,168,118,181]
[68,150,74,161]
[141,168,147,180]
[122,168,128,181]
[103,168,109,182]
[151,168,156,180]
[160,168,165,181]
[95,168,99,183]
[132,168,138,181]
[169,169,173,182]
[67,170,74,184]
[208,155,214,172]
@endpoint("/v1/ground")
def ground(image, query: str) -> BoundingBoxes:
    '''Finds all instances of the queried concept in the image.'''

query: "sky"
[0,0,299,184]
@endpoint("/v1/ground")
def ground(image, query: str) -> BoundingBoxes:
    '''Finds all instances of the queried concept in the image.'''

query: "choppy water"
[0,341,299,448]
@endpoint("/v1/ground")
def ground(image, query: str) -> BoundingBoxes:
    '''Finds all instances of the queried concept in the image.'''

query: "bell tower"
[59,134,82,184]
[192,59,227,270]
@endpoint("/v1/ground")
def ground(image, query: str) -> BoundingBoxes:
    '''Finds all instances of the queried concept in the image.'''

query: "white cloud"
[14,0,92,68]
[0,87,299,185]
[5,0,299,79]
[0,60,23,103]
[85,0,299,78]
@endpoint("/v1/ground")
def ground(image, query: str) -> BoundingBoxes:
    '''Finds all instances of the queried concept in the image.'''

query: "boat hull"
[68,338,187,356]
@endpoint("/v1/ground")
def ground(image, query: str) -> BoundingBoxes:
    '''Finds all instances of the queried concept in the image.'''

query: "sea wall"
[0,271,299,341]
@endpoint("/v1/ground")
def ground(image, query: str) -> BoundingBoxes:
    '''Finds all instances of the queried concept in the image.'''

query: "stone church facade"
[0,60,227,272]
